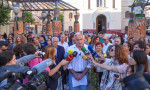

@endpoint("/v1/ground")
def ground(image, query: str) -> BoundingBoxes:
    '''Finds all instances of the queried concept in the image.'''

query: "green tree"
[23,11,35,24]
[0,3,11,25]
[59,13,64,22]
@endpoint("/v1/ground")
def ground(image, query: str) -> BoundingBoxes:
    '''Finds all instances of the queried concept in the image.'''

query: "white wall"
[64,0,133,32]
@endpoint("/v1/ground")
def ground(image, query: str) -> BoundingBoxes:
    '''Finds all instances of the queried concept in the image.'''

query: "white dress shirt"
[102,42,112,52]
[58,42,69,52]
[67,44,91,72]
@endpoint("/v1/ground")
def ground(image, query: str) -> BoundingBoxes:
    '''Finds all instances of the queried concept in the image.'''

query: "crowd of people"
[0,30,150,90]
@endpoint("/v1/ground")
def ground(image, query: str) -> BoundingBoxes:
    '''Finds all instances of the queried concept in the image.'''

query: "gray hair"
[52,37,59,41]
[74,32,83,39]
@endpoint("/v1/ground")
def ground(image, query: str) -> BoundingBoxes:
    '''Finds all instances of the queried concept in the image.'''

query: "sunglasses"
[0,49,8,51]
[103,39,107,41]
[110,49,115,52]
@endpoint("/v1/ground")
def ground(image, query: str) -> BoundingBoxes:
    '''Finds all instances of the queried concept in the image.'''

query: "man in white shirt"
[58,34,69,52]
[67,32,91,90]
[102,36,112,52]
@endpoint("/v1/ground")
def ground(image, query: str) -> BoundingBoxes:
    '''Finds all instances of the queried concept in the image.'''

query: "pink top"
[116,63,128,74]
[23,58,50,83]
[28,58,50,71]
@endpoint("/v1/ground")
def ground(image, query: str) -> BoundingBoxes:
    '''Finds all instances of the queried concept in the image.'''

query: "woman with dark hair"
[47,38,52,45]
[90,35,100,50]
[13,44,23,59]
[128,37,134,45]
[27,38,34,44]
[68,35,75,46]
[22,43,50,83]
[129,50,149,73]
[91,45,129,90]
[118,35,124,45]
[39,35,47,49]
[7,37,16,51]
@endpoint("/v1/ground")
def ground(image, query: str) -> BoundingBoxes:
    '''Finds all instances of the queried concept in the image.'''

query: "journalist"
[0,51,40,87]
[91,45,129,90]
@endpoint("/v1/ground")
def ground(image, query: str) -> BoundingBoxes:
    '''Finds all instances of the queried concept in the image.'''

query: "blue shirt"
[40,41,47,49]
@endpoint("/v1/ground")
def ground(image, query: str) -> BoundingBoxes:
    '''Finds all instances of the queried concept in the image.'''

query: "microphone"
[64,52,69,58]
[66,54,73,62]
[88,45,99,58]
[81,47,89,55]
[81,55,91,63]
[26,59,52,77]
[72,51,78,57]
[68,49,73,54]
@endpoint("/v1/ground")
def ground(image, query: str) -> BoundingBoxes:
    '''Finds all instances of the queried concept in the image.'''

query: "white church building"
[63,0,134,34]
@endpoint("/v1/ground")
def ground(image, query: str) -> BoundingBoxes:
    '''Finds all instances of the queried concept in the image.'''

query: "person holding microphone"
[67,32,91,90]
[90,45,129,90]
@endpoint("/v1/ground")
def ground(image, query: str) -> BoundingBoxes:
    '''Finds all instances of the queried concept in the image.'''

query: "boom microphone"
[88,45,99,58]
[81,47,89,55]
[26,59,52,77]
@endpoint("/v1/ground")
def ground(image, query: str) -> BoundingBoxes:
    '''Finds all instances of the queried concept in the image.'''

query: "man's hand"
[74,73,80,81]
[77,73,84,80]
[34,51,41,58]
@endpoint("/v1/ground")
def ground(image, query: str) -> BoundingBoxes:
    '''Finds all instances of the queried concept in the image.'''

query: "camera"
[0,65,49,90]
[38,52,45,58]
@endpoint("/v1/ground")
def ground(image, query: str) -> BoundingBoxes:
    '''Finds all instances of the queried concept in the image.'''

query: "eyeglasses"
[110,49,115,52]
[103,39,106,41]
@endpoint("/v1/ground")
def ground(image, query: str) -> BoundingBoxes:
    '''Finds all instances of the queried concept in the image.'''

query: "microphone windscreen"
[68,50,73,54]
[66,55,73,62]
[81,47,86,52]
[32,59,52,74]
[88,45,93,52]
[81,55,87,60]
[64,52,69,58]
[72,51,78,57]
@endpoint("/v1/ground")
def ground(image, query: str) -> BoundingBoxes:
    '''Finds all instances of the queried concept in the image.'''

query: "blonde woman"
[14,34,27,45]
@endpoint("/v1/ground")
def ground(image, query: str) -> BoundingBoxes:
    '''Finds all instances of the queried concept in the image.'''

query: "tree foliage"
[59,13,64,22]
[0,3,11,26]
[23,11,35,24]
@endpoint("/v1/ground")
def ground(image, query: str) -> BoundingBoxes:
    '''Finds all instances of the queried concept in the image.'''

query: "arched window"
[69,13,72,19]
[125,11,129,18]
